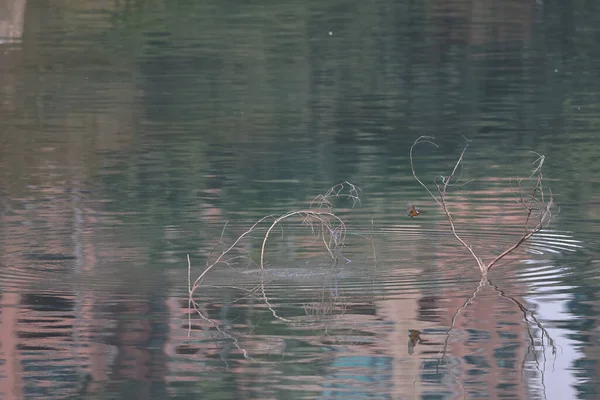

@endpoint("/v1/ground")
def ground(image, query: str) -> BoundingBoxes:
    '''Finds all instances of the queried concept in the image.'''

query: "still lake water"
[1,1,600,399]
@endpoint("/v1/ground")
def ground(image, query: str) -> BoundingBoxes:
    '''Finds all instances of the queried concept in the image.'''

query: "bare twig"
[191,215,274,293]
[187,183,361,358]
[487,155,555,272]
[259,210,347,270]
[310,181,362,210]
[410,136,442,208]
[410,136,556,275]
[410,136,485,273]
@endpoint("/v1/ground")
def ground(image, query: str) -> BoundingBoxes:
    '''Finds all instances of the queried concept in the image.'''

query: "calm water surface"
[1,1,600,399]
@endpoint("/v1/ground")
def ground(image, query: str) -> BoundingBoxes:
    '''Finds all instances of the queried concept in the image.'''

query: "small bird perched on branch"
[406,202,422,217]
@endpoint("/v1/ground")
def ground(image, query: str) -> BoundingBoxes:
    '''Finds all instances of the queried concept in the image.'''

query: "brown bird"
[408,329,425,355]
[406,202,422,218]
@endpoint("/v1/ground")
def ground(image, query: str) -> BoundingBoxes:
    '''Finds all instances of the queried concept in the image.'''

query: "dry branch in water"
[410,136,556,276]
[187,182,361,340]
[413,138,557,394]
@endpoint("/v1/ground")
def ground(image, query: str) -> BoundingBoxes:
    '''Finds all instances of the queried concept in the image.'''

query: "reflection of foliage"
[18,0,600,235]
[303,291,348,322]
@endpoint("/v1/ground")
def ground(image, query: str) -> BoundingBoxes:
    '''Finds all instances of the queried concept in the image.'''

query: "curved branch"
[259,210,346,270]
[188,183,360,356]
[411,136,485,273]
[410,136,442,208]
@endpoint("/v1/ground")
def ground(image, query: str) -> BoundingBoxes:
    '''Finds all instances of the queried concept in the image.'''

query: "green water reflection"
[1,0,600,399]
